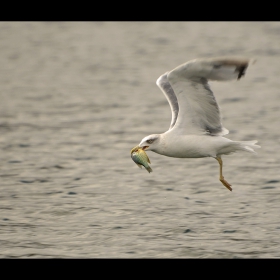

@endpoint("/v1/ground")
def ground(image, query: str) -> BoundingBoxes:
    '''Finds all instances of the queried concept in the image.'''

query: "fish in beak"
[130,145,152,173]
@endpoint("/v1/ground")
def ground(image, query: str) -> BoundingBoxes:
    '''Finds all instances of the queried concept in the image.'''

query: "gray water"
[1,22,280,258]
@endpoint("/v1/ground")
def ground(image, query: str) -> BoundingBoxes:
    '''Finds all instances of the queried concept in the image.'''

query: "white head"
[139,134,161,152]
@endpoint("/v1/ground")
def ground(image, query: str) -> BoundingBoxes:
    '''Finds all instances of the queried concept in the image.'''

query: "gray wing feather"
[156,73,179,130]
[166,57,251,135]
[167,76,229,135]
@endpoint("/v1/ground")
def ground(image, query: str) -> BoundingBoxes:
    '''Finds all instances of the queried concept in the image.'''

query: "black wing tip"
[237,65,247,80]
[236,58,256,80]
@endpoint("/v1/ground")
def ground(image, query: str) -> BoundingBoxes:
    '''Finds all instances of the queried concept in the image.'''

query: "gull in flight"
[132,57,260,191]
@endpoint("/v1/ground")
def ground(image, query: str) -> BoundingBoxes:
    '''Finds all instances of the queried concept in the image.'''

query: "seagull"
[132,57,260,191]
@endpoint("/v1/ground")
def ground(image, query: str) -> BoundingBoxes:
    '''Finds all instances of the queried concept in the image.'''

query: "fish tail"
[145,165,153,173]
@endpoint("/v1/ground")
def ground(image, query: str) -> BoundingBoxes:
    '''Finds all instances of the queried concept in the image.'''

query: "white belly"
[152,134,232,158]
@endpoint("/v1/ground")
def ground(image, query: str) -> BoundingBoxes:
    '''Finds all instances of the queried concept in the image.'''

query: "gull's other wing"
[156,72,179,130]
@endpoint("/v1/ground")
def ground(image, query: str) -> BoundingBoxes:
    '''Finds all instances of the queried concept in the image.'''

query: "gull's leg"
[215,157,232,191]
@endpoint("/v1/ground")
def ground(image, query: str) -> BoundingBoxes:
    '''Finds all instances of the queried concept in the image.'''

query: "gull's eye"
[147,139,154,144]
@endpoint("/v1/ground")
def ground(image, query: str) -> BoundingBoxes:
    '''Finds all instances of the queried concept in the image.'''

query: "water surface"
[0,22,280,258]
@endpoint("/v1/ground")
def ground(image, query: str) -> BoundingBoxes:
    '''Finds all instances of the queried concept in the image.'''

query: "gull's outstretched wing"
[166,57,251,136]
[156,72,179,130]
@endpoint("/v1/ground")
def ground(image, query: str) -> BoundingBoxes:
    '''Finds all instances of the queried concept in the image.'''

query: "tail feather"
[218,140,261,156]
[236,140,261,153]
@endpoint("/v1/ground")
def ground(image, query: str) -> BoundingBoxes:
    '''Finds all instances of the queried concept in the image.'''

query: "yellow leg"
[215,157,232,191]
